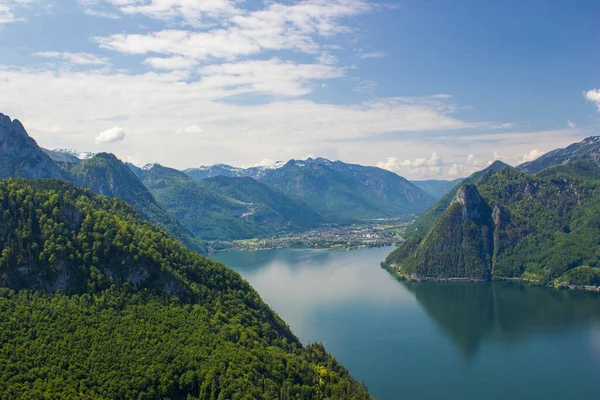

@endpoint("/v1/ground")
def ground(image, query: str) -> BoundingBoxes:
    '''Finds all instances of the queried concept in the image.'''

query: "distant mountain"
[194,158,433,221]
[184,161,285,181]
[0,113,66,179]
[383,160,600,287]
[0,178,371,398]
[406,160,510,237]
[43,148,82,163]
[133,164,298,240]
[186,158,435,221]
[43,148,95,163]
[518,136,600,174]
[411,178,463,199]
[203,175,324,230]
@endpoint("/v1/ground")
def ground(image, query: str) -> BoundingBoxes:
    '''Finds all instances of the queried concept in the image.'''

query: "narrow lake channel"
[214,247,600,400]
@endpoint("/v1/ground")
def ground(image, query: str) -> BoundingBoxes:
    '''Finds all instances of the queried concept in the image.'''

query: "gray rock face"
[0,113,64,179]
[450,184,484,220]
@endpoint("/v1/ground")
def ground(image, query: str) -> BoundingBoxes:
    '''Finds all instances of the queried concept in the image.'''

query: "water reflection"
[402,281,600,358]
[214,247,412,340]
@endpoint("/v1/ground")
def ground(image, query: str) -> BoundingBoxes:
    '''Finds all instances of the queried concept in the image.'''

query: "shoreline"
[210,243,396,255]
[380,263,600,293]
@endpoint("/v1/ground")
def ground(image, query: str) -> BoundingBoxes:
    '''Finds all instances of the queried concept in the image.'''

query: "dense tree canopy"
[0,179,371,399]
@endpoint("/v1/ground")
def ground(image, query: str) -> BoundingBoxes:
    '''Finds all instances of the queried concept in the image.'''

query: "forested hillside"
[58,154,205,253]
[383,161,600,287]
[0,179,372,399]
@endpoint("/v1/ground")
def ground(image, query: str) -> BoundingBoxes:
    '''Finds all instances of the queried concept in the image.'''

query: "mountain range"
[187,158,436,221]
[384,136,600,288]
[3,113,439,248]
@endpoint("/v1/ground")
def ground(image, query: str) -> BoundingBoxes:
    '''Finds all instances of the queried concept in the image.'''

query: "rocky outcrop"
[450,184,485,220]
[0,113,65,179]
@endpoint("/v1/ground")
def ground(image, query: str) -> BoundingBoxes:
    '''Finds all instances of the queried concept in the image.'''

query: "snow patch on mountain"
[53,148,95,160]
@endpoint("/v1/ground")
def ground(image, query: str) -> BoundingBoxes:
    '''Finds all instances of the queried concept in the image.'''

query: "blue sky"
[0,0,599,179]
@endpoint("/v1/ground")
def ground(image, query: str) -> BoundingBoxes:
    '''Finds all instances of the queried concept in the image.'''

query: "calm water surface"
[213,247,600,400]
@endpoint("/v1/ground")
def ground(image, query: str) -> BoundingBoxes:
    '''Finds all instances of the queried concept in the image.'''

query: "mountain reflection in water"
[401,281,600,358]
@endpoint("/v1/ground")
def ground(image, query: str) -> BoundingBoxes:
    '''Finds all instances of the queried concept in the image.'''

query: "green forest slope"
[0,179,371,399]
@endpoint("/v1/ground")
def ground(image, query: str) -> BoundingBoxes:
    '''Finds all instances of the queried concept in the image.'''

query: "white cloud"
[0,4,17,24]
[358,52,386,59]
[100,0,240,26]
[95,0,373,61]
[378,152,443,177]
[96,126,125,144]
[430,94,452,100]
[376,157,400,172]
[33,51,109,66]
[585,89,600,111]
[250,158,279,167]
[318,52,338,65]
[83,8,121,19]
[0,0,43,24]
[519,149,545,163]
[144,56,198,70]
[445,152,500,178]
[176,124,203,134]
[198,58,345,97]
[354,79,377,93]
[567,120,577,129]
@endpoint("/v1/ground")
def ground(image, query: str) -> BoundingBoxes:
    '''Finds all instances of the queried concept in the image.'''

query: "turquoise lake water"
[213,247,600,400]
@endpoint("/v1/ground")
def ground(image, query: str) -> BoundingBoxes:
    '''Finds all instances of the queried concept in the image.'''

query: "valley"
[210,219,413,252]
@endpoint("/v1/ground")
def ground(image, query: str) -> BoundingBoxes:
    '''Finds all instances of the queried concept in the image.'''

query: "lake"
[213,247,600,400]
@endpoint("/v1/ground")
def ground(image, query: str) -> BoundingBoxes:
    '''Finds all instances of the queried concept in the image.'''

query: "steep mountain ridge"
[406,160,510,237]
[0,113,66,179]
[518,136,600,173]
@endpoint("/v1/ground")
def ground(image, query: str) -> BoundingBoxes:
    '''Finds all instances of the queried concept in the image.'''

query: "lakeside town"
[208,221,411,253]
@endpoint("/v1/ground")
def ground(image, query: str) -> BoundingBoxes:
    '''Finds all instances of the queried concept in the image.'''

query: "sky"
[0,0,599,179]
